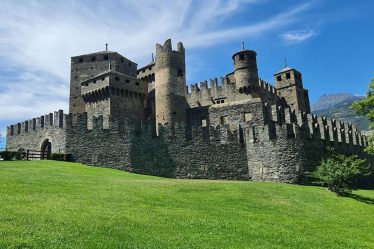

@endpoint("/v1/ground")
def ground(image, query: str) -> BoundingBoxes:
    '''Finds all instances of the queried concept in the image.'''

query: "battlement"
[186,76,280,108]
[258,78,277,95]
[63,112,243,146]
[7,110,67,137]
[263,104,368,148]
[156,39,184,54]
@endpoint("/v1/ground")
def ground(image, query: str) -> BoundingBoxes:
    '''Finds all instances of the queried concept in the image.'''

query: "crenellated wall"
[6,110,67,153]
[245,104,370,183]
[186,77,281,108]
[5,107,371,183]
[65,113,249,180]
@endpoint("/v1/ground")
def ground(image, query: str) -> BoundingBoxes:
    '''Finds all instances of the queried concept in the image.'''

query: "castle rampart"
[65,114,249,180]
[6,110,67,154]
[186,77,281,108]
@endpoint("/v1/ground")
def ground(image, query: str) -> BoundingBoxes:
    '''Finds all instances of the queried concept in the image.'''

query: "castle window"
[115,76,120,81]
[220,116,228,124]
[277,75,282,81]
[78,57,83,63]
[135,82,140,86]
[201,119,207,127]
[128,62,132,67]
[103,55,108,60]
[286,73,291,79]
[177,69,183,77]
[101,77,105,81]
[149,66,152,70]
[93,80,96,84]
[125,79,130,83]
[91,56,96,62]
[239,54,245,60]
[244,112,253,122]
[120,58,124,63]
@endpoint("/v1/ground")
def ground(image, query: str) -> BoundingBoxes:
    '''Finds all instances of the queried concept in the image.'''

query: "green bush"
[16,148,26,160]
[315,152,370,194]
[50,153,72,161]
[0,150,25,161]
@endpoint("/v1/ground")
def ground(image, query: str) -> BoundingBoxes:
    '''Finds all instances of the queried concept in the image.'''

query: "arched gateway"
[41,139,52,159]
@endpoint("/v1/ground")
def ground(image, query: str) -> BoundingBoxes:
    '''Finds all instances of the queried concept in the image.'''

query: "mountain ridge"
[312,93,369,131]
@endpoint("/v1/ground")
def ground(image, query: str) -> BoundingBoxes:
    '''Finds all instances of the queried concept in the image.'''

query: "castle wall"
[65,114,249,180]
[245,104,370,183]
[186,77,279,109]
[6,110,67,153]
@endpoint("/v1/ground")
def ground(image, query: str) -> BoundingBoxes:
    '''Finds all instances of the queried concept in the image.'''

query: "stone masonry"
[6,39,372,183]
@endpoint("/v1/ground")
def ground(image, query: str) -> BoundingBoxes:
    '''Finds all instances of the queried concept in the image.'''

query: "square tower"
[70,51,137,116]
[274,67,311,113]
[81,71,147,127]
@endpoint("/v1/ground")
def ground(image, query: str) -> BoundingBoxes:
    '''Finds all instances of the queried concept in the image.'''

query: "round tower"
[232,50,259,91]
[155,39,187,132]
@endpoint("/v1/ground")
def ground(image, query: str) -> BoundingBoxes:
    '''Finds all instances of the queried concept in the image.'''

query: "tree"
[315,152,369,194]
[352,78,374,154]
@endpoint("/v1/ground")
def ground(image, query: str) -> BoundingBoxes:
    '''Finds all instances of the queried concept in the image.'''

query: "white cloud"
[280,30,317,44]
[0,0,314,130]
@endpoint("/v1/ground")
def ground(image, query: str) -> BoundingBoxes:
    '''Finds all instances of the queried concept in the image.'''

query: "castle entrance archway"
[41,139,52,160]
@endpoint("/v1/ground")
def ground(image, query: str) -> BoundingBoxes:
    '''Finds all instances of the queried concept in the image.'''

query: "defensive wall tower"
[232,50,259,93]
[70,51,137,117]
[155,39,187,132]
[80,71,147,128]
[274,67,311,113]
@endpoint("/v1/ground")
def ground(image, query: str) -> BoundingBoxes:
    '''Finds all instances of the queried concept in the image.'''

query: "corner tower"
[155,39,187,131]
[232,50,259,92]
[274,67,311,113]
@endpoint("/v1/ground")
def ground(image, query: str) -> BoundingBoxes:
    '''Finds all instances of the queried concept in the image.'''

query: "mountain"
[312,93,370,131]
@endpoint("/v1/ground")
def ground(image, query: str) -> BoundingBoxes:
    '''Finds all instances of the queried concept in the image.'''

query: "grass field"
[0,161,373,249]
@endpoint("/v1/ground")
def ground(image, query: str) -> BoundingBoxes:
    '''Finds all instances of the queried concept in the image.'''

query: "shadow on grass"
[339,193,374,205]
[299,172,374,204]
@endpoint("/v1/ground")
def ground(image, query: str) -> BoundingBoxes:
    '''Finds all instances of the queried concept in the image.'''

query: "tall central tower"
[155,39,187,132]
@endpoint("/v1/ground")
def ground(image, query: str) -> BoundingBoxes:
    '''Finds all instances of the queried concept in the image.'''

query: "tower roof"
[274,66,296,75]
[232,50,256,60]
[71,50,118,58]
[80,70,137,85]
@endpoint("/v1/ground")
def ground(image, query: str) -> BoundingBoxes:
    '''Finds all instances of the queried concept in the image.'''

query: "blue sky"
[0,0,373,149]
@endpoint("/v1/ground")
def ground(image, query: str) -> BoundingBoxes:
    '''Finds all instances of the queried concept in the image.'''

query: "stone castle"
[6,39,371,182]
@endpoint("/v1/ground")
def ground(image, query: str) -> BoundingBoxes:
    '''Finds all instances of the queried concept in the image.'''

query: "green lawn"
[0,161,373,249]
